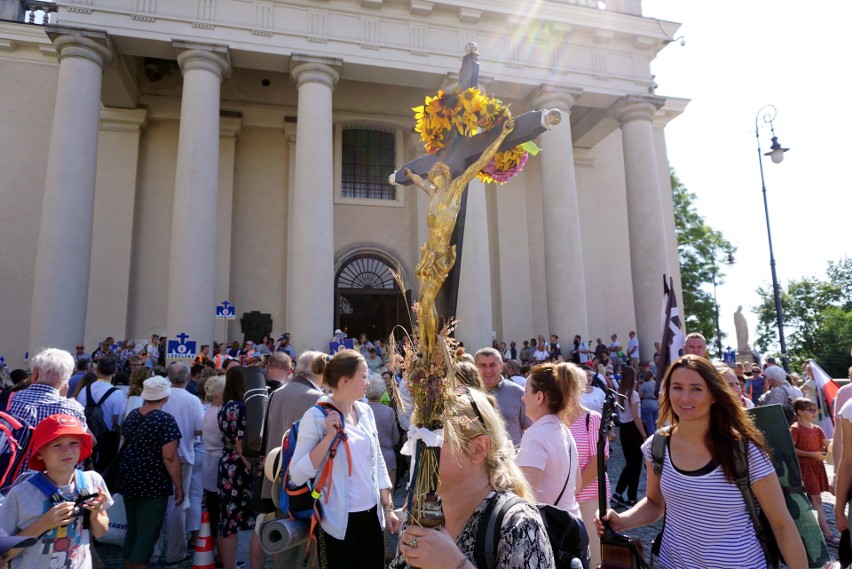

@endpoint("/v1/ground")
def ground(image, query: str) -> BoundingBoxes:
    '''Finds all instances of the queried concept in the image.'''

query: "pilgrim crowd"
[0,328,849,569]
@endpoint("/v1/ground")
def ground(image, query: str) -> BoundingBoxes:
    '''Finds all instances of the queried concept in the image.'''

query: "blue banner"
[167,332,197,359]
[329,338,355,355]
[216,301,236,320]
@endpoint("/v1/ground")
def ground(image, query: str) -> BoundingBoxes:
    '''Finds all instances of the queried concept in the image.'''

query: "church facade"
[0,0,686,366]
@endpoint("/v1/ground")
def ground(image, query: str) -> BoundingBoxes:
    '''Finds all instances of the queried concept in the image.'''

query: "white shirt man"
[76,363,126,432]
[608,334,621,359]
[161,362,204,565]
[627,331,639,367]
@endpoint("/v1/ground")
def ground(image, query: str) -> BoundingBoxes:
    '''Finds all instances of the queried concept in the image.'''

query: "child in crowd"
[790,398,837,545]
[0,414,112,568]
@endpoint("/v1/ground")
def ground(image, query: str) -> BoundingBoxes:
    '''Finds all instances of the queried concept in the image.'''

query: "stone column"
[615,95,669,362]
[85,107,148,348]
[165,42,230,349]
[284,122,297,337]
[455,179,494,352]
[215,113,242,344]
[29,30,112,353]
[533,86,587,340]
[288,55,341,351]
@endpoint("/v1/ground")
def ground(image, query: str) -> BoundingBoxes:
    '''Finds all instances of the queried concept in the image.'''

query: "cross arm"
[391,109,561,186]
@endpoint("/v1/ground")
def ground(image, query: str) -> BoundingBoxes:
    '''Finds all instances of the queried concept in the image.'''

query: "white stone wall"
[0,0,688,364]
[0,25,57,368]
[126,119,178,340]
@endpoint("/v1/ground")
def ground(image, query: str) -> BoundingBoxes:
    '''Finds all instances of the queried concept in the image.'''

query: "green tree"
[671,171,735,355]
[754,257,852,377]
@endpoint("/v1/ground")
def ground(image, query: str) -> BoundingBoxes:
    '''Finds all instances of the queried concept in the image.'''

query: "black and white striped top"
[641,436,775,569]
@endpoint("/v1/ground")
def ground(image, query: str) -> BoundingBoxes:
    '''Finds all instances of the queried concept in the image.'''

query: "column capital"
[531,85,583,112]
[290,55,342,90]
[174,41,231,80]
[99,107,148,133]
[220,111,243,138]
[610,95,666,126]
[46,26,112,69]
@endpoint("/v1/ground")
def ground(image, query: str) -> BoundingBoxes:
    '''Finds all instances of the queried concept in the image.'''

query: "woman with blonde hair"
[123,365,152,420]
[516,362,582,517]
[393,387,554,569]
[454,360,484,390]
[201,374,226,562]
[597,355,807,568]
[565,364,611,569]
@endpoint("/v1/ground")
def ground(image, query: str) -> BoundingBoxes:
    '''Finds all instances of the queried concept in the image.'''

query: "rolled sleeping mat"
[243,365,269,457]
[259,517,311,554]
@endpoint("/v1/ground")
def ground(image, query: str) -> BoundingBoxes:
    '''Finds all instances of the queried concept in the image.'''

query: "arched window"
[336,255,396,290]
[334,252,409,340]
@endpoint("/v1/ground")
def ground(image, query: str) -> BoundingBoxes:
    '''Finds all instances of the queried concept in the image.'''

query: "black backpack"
[473,492,590,569]
[83,384,120,473]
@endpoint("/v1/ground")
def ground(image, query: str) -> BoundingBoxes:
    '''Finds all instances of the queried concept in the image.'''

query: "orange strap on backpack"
[305,404,353,565]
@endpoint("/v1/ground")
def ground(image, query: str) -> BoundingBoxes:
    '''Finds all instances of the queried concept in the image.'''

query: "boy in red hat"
[0,414,112,568]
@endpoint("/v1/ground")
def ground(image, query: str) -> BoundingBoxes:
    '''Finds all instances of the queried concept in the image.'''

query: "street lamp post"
[755,105,790,372]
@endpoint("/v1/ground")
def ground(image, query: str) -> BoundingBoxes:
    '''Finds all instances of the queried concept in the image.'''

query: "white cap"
[142,376,171,400]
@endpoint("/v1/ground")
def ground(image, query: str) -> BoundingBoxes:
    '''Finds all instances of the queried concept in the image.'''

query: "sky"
[640,0,851,355]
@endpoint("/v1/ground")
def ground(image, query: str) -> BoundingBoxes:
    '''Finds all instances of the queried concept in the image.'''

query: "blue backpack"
[277,402,350,521]
[0,407,34,492]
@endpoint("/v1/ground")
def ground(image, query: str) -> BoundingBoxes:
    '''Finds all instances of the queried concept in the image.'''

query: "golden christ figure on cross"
[403,117,515,362]
[386,42,561,535]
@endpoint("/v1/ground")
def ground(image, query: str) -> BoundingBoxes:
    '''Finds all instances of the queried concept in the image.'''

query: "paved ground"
[94,434,843,568]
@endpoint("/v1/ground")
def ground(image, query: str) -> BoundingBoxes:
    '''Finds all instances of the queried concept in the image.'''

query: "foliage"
[671,171,736,355]
[754,257,852,377]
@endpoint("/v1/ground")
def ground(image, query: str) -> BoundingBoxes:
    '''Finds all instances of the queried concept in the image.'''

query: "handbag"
[601,528,648,569]
[597,390,649,569]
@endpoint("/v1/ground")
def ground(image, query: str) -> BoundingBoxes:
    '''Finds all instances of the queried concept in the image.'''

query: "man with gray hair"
[9,347,88,468]
[161,361,204,565]
[261,350,325,568]
[474,347,531,446]
[758,365,796,424]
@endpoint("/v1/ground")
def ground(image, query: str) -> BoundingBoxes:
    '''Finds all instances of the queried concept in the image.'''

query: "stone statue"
[403,117,515,361]
[734,305,751,355]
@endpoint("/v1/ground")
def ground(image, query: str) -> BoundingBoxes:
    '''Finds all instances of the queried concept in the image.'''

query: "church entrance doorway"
[334,253,409,343]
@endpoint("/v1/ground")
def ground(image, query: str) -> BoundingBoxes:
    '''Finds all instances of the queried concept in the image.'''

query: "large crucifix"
[391,42,562,362]
[389,43,563,535]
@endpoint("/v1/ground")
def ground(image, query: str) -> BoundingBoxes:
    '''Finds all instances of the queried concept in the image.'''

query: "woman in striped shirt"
[597,355,807,569]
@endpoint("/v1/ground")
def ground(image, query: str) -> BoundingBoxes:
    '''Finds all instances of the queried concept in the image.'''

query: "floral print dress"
[217,399,255,537]
[390,491,554,569]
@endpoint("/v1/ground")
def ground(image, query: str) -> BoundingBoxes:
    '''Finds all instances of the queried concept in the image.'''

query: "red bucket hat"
[28,414,93,471]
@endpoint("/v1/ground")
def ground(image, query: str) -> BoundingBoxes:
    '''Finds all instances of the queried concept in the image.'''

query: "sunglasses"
[462,387,486,426]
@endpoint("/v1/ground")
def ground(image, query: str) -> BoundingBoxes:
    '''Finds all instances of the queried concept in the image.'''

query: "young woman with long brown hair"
[597,355,807,568]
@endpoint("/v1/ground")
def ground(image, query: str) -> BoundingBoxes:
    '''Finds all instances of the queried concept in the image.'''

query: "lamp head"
[764,136,789,164]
